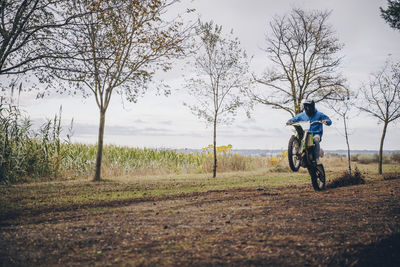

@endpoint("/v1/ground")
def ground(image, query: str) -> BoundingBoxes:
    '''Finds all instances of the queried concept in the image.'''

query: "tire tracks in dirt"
[0,179,399,266]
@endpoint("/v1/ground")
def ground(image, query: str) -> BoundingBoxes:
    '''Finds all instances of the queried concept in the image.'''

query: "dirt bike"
[287,121,326,191]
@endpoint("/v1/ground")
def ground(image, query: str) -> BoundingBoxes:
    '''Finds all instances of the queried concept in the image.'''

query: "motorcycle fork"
[305,132,316,164]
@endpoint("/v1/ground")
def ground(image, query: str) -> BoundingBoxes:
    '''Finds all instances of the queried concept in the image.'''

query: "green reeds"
[0,104,267,183]
[0,104,65,183]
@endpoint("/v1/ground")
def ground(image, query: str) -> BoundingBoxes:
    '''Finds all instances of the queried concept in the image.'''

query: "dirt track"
[1,178,400,266]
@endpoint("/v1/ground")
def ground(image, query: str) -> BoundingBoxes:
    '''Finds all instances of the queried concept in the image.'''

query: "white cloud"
[3,0,400,150]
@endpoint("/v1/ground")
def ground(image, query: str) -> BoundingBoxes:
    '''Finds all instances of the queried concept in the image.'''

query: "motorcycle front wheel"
[288,135,301,172]
[308,164,326,191]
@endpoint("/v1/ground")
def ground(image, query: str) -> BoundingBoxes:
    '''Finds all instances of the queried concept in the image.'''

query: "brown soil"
[1,179,400,266]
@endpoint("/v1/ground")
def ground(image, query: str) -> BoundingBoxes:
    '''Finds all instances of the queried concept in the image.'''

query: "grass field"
[0,161,399,266]
[1,159,398,222]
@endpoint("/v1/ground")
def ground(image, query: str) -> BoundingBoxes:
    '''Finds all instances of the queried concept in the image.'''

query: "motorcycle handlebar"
[286,120,326,126]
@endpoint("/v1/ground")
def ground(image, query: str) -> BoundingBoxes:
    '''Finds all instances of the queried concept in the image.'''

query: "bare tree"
[359,59,400,174]
[184,21,251,178]
[250,8,347,116]
[0,0,85,76]
[328,91,357,176]
[47,0,191,181]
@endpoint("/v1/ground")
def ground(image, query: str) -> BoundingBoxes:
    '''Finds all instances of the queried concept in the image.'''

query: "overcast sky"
[4,0,400,150]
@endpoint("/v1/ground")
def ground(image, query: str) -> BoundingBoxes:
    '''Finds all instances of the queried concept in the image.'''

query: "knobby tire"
[308,164,326,191]
[288,135,300,172]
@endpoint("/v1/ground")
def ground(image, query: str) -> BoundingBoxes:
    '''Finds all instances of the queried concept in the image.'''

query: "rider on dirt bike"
[286,99,332,165]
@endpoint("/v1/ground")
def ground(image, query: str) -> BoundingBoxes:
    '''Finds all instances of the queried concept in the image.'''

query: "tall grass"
[5,142,268,181]
[0,104,65,183]
[61,144,268,179]
[62,144,209,178]
[0,103,267,183]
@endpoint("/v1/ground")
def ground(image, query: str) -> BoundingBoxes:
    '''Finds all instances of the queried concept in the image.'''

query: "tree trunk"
[213,116,217,178]
[378,121,388,175]
[94,109,106,181]
[343,115,351,176]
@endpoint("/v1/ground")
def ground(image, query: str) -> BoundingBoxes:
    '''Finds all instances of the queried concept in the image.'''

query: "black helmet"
[303,99,315,117]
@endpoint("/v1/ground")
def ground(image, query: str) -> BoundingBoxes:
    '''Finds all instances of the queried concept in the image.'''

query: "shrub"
[267,156,280,167]
[351,154,359,162]
[267,151,287,167]
[391,153,400,163]
[352,153,392,164]
[269,165,290,173]
[357,154,379,164]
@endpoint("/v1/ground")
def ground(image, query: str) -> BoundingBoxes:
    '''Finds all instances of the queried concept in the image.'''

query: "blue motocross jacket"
[288,109,332,138]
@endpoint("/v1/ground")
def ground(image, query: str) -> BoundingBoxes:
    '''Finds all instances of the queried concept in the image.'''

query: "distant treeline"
[174,149,400,157]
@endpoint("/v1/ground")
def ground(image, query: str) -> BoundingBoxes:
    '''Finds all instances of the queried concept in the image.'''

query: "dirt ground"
[1,178,400,266]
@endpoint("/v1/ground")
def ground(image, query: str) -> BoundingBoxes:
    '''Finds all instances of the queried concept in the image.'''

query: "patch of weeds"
[327,168,366,189]
[383,173,400,181]
[269,165,291,173]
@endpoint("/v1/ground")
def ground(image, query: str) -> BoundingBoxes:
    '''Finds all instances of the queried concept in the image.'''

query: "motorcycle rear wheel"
[288,135,301,172]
